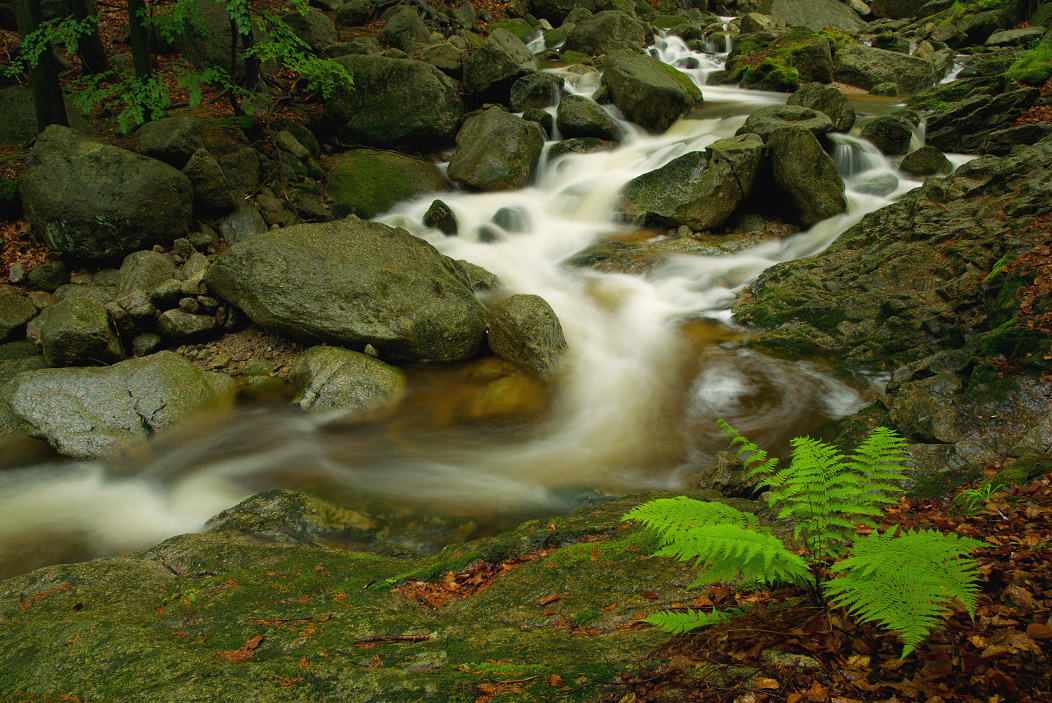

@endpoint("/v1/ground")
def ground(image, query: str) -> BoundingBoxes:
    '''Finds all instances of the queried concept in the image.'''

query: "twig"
[353,634,431,645]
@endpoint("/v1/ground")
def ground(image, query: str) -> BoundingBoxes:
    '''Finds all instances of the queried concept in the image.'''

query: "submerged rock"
[289,345,406,417]
[204,219,488,362]
[2,351,235,459]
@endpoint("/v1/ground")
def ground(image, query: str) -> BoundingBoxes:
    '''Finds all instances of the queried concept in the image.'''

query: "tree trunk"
[72,0,110,76]
[13,0,69,132]
[126,0,152,80]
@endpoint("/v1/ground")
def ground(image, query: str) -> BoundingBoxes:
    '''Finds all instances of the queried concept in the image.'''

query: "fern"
[825,527,984,657]
[641,605,740,634]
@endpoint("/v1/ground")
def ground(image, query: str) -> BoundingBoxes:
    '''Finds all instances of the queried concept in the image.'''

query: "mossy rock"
[718,28,833,93]
[1003,41,1052,86]
[325,149,448,219]
[489,17,535,42]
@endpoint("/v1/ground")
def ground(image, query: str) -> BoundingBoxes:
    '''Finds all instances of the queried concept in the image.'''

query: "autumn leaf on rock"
[216,635,264,662]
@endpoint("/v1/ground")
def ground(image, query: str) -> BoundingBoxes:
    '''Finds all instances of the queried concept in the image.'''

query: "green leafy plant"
[951,482,997,516]
[3,15,98,77]
[623,421,985,657]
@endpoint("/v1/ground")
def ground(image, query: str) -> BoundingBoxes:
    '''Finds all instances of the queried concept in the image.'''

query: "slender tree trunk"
[72,0,109,76]
[126,0,152,80]
[13,0,69,132]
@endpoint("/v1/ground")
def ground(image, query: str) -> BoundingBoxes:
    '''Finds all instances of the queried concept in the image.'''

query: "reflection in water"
[0,34,952,581]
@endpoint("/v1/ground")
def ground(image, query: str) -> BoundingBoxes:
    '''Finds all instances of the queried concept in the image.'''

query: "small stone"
[241,360,274,376]
[178,297,201,314]
[131,332,163,357]
[210,353,232,369]
[8,263,26,284]
[172,238,194,258]
[157,309,217,343]
[363,344,379,358]
[26,291,54,309]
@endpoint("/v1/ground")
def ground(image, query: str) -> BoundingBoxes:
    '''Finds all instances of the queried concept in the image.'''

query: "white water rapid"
[0,36,961,580]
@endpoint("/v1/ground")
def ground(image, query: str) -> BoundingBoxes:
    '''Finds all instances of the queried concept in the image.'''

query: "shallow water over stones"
[0,36,963,581]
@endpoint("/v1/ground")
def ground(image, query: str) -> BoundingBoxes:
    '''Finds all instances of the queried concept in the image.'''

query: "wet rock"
[282,6,338,52]
[757,0,866,32]
[2,351,235,459]
[21,126,193,261]
[424,199,459,235]
[448,108,545,192]
[487,293,568,376]
[602,50,703,134]
[117,250,178,296]
[834,43,936,94]
[289,345,407,417]
[37,297,124,367]
[24,262,69,293]
[204,219,488,362]
[924,88,1041,154]
[326,149,447,219]
[859,114,914,155]
[735,104,834,143]
[563,10,649,56]
[462,28,538,100]
[135,115,205,169]
[899,145,952,175]
[853,172,899,196]
[327,54,464,151]
[547,136,617,160]
[785,82,855,132]
[556,94,624,142]
[207,489,382,545]
[510,72,565,111]
[157,309,218,344]
[0,287,37,342]
[768,125,847,227]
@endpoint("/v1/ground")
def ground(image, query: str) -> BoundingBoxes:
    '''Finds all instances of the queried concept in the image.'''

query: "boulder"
[206,489,382,545]
[289,345,407,416]
[419,43,465,75]
[218,200,268,244]
[182,148,236,214]
[170,0,262,74]
[117,250,177,296]
[924,88,1041,154]
[510,73,565,111]
[859,114,914,155]
[756,0,866,32]
[0,86,87,147]
[424,199,458,236]
[985,26,1046,48]
[325,149,447,219]
[463,28,538,99]
[833,43,936,94]
[786,82,855,132]
[21,126,193,261]
[768,125,847,227]
[2,351,235,459]
[719,28,834,92]
[447,108,545,192]
[203,219,488,362]
[869,0,926,19]
[602,50,703,134]
[487,294,568,376]
[157,309,217,344]
[282,7,338,52]
[556,94,624,142]
[619,134,766,231]
[327,55,464,151]
[735,103,834,142]
[0,287,37,342]
[547,136,618,160]
[134,116,205,169]
[383,5,429,53]
[563,10,649,56]
[899,145,952,175]
[37,297,124,367]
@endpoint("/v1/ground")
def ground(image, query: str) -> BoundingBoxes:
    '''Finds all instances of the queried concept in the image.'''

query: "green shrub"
[623,421,984,657]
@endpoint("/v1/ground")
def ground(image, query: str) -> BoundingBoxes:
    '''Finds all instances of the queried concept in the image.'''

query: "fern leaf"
[825,527,984,657]
[715,419,778,477]
[623,497,756,536]
[642,608,736,634]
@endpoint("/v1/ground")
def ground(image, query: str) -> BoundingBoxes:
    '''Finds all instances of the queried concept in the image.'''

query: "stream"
[0,35,968,581]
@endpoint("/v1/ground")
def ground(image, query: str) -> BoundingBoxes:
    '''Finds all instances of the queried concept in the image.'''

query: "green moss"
[490,18,534,42]
[570,607,603,626]
[559,49,592,64]
[907,465,984,500]
[651,14,688,29]
[976,319,1050,364]
[325,149,445,219]
[1004,41,1052,86]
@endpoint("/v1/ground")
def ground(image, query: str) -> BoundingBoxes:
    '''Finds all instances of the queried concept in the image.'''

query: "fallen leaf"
[754,676,780,689]
[538,593,561,606]
[547,673,564,687]
[641,590,659,599]
[1026,622,1052,639]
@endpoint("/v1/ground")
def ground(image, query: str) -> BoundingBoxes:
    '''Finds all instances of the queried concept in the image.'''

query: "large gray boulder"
[447,108,545,192]
[563,11,649,56]
[0,287,37,342]
[327,55,464,151]
[326,149,447,219]
[487,294,567,376]
[462,28,538,98]
[383,6,429,53]
[735,104,834,142]
[859,114,914,155]
[204,219,488,362]
[619,134,766,231]
[21,126,193,261]
[833,43,936,94]
[556,94,624,142]
[289,345,407,417]
[135,116,205,169]
[2,351,235,460]
[757,0,866,32]
[117,250,178,296]
[602,50,703,134]
[786,83,855,132]
[869,0,927,19]
[37,297,124,367]
[283,7,338,52]
[768,125,847,228]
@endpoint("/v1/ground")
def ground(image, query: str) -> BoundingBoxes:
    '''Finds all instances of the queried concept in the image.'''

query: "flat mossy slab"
[0,492,728,702]
[325,149,448,219]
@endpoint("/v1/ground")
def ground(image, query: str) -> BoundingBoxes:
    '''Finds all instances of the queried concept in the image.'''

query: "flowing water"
[0,36,963,580]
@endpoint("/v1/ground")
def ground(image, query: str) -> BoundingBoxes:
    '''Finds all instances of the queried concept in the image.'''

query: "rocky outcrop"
[768,125,847,227]
[447,108,545,192]
[834,43,936,94]
[602,50,703,134]
[563,10,649,56]
[289,345,407,417]
[20,126,193,261]
[462,28,537,100]
[204,219,488,362]
[786,83,855,132]
[326,55,464,151]
[487,294,568,376]
[2,351,235,459]
[325,149,447,219]
[37,297,124,367]
[757,0,866,32]
[922,87,1040,154]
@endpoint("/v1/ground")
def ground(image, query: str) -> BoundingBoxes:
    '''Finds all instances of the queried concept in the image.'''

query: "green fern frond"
[715,419,778,477]
[825,527,985,657]
[623,496,756,536]
[642,607,736,634]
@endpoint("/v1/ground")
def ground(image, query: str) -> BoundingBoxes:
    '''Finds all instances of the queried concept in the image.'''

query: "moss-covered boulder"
[785,82,855,132]
[899,145,953,175]
[462,28,538,100]
[326,55,464,151]
[447,108,545,192]
[325,149,448,219]
[204,219,488,362]
[0,286,37,342]
[2,351,235,460]
[833,43,936,94]
[718,27,837,92]
[289,345,407,418]
[736,103,834,143]
[602,50,703,134]
[37,297,125,367]
[768,125,847,228]
[859,114,914,155]
[563,10,650,56]
[487,294,568,376]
